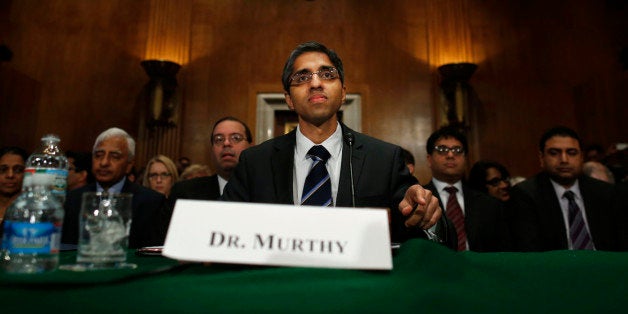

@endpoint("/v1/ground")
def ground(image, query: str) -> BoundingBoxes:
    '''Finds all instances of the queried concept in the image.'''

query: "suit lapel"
[272,132,296,204]
[538,174,569,247]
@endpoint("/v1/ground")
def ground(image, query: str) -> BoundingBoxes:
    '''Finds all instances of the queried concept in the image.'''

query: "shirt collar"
[295,122,343,161]
[432,177,463,195]
[550,178,582,200]
[97,177,126,193]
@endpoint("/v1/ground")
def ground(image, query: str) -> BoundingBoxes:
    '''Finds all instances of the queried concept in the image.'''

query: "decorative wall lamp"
[141,60,181,128]
[437,62,478,130]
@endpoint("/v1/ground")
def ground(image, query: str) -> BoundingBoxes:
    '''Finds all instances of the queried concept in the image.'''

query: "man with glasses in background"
[156,116,253,243]
[421,126,510,252]
[221,41,442,243]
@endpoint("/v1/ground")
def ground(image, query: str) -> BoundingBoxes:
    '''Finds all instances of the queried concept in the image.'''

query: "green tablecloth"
[1,239,626,313]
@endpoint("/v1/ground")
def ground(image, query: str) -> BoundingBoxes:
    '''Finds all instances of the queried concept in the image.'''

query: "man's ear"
[285,92,294,110]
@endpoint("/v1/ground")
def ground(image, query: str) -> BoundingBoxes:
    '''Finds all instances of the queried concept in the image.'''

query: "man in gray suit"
[222,42,442,241]
[509,126,627,251]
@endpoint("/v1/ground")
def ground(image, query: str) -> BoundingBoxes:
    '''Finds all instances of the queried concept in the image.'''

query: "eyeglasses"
[0,165,25,175]
[433,145,465,156]
[289,67,339,86]
[212,133,246,146]
[486,177,510,187]
[147,172,172,180]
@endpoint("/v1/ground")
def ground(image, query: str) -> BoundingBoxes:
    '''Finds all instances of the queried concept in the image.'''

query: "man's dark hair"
[0,146,28,161]
[401,148,415,166]
[211,116,253,144]
[281,41,345,94]
[425,126,469,155]
[66,150,95,183]
[539,126,582,152]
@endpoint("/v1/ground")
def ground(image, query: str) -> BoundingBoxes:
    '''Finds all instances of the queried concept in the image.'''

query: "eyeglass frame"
[212,133,246,146]
[433,145,465,156]
[289,67,339,86]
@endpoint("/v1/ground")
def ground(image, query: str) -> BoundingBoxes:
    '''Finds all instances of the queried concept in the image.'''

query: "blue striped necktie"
[563,191,594,250]
[301,145,332,206]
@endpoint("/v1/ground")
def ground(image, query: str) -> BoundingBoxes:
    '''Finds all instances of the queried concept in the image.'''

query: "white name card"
[162,200,392,270]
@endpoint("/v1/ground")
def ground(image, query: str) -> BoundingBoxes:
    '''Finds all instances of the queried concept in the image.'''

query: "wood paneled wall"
[1,0,626,183]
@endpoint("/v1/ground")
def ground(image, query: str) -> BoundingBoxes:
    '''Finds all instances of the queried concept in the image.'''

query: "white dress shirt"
[549,179,592,249]
[293,122,343,205]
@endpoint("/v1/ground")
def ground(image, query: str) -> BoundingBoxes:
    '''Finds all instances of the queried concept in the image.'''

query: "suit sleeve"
[221,149,251,202]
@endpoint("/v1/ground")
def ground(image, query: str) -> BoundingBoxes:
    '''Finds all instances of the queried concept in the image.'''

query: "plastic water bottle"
[22,134,69,204]
[1,175,64,273]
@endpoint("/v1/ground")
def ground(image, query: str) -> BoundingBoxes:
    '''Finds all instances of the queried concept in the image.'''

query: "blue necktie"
[301,145,332,206]
[564,191,594,250]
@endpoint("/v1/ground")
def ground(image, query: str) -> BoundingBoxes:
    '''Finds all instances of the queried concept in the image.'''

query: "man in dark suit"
[169,117,253,201]
[155,117,254,243]
[222,41,442,241]
[61,127,165,249]
[509,126,626,251]
[421,127,509,252]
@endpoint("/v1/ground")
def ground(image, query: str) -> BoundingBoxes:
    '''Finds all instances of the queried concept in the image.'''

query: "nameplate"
[162,200,392,270]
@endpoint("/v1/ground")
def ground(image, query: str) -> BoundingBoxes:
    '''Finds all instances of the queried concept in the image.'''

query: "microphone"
[344,132,356,207]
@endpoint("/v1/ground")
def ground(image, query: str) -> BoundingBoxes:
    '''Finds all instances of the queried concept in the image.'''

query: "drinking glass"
[60,192,136,271]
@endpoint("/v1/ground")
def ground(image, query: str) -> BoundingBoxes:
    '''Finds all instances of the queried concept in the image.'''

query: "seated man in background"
[421,127,510,252]
[62,127,165,248]
[509,126,627,251]
[582,161,615,184]
[169,116,253,201]
[155,116,254,243]
[66,150,94,191]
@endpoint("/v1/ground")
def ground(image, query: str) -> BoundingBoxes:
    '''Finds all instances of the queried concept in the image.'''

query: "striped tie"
[444,186,466,251]
[301,145,333,206]
[563,191,594,250]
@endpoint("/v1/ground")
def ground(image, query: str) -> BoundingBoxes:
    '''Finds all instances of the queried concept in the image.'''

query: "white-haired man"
[61,127,165,248]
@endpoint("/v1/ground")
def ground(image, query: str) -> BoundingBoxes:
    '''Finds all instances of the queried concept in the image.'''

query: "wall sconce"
[437,62,478,130]
[141,59,181,128]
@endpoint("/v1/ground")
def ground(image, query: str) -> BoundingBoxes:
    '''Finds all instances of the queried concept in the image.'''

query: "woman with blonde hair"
[143,155,179,198]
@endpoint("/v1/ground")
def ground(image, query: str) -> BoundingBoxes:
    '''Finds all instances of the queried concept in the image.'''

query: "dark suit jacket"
[155,175,221,244]
[508,173,626,251]
[169,175,221,201]
[221,124,420,242]
[424,181,510,252]
[61,180,166,249]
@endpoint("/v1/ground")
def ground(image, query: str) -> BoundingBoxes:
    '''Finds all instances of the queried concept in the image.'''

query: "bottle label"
[1,221,61,254]
[23,168,68,198]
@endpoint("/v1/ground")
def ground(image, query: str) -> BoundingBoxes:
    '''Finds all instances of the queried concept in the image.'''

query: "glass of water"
[61,192,135,271]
